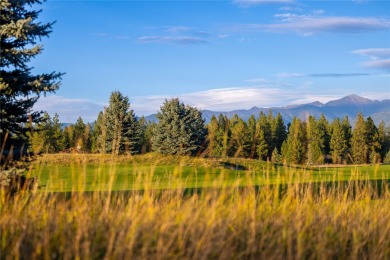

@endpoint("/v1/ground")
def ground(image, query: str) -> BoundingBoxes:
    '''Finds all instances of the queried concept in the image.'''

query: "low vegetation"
[1,157,389,259]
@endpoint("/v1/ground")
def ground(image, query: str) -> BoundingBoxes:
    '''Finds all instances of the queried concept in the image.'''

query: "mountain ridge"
[145,94,390,125]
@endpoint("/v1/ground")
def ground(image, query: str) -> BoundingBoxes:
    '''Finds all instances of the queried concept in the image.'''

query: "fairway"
[29,157,390,192]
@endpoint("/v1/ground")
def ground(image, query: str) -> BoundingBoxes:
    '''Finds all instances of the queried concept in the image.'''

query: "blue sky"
[32,0,390,122]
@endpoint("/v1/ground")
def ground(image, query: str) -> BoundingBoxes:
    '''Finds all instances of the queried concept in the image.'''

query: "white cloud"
[352,48,390,72]
[277,73,305,78]
[137,36,208,45]
[351,48,390,59]
[364,59,390,71]
[33,95,106,123]
[234,0,294,6]
[234,15,390,35]
[164,26,191,34]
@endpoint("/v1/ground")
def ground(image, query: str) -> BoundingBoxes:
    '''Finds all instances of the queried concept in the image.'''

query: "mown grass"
[0,154,389,259]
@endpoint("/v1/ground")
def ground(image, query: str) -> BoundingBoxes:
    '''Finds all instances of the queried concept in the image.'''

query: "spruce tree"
[378,122,390,162]
[257,112,272,159]
[306,116,325,164]
[365,116,381,163]
[282,117,306,164]
[351,113,368,164]
[1,0,63,153]
[341,116,352,161]
[272,113,287,153]
[247,115,257,159]
[218,114,230,158]
[104,91,140,155]
[73,117,86,150]
[229,115,249,158]
[152,98,206,155]
[330,118,347,164]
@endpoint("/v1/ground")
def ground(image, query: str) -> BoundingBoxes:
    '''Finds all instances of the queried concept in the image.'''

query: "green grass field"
[29,154,390,192]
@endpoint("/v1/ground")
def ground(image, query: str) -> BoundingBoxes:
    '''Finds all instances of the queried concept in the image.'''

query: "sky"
[31,0,390,122]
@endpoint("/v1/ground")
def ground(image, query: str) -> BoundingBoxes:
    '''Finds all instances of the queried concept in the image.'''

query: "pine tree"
[378,122,390,162]
[351,113,368,164]
[341,116,352,161]
[218,114,230,158]
[51,113,64,152]
[247,115,257,159]
[97,92,140,155]
[330,118,347,164]
[257,112,272,159]
[282,117,306,164]
[152,98,206,155]
[73,117,86,150]
[306,116,325,164]
[0,0,63,154]
[229,115,249,158]
[365,117,381,163]
[256,129,268,160]
[318,114,330,158]
[272,113,287,153]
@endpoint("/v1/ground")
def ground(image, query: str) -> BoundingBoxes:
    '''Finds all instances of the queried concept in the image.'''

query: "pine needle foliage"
[152,98,206,156]
[0,0,63,151]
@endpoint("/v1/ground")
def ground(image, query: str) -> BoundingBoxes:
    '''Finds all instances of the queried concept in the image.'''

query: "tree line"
[28,91,390,165]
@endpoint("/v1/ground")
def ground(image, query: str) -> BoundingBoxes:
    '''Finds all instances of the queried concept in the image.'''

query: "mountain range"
[146,94,390,125]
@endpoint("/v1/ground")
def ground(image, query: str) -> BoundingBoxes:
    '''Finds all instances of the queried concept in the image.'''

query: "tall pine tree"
[1,0,62,155]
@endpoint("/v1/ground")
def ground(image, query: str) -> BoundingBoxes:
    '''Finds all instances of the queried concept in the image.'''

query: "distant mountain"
[145,94,390,125]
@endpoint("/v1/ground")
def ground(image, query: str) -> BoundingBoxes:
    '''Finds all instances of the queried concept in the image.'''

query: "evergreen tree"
[378,122,390,162]
[256,112,272,159]
[103,91,140,155]
[256,129,268,160]
[318,114,330,157]
[229,115,249,158]
[306,116,325,164]
[272,113,287,153]
[341,116,352,161]
[247,115,257,159]
[138,117,154,154]
[365,116,381,163]
[91,111,104,153]
[51,113,64,152]
[351,113,368,164]
[218,114,230,158]
[152,98,206,155]
[330,118,347,164]
[73,117,86,150]
[0,0,62,153]
[282,117,306,164]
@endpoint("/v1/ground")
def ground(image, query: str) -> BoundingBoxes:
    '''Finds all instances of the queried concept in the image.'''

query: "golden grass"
[1,161,390,259]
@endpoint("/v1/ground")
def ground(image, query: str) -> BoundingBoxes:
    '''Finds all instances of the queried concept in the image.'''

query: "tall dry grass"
[1,165,390,259]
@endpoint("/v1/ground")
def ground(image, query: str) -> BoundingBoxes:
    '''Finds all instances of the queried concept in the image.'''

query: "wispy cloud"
[277,73,305,78]
[234,0,294,7]
[351,48,390,59]
[308,73,373,77]
[33,96,106,123]
[93,33,130,40]
[352,48,390,72]
[364,59,390,71]
[277,72,374,78]
[233,15,390,35]
[137,36,208,45]
[164,26,191,34]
